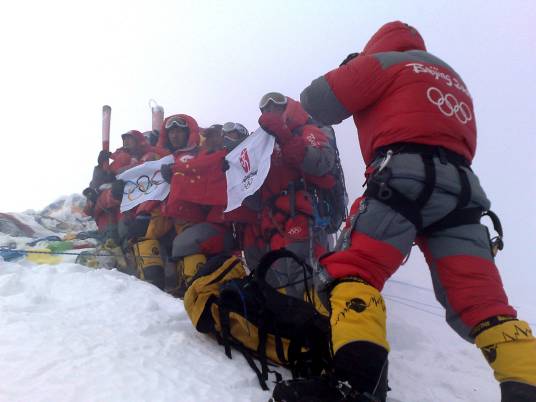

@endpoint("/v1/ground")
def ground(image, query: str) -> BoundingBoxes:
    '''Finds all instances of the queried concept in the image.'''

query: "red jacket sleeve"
[296,124,336,176]
[94,189,121,218]
[108,150,134,175]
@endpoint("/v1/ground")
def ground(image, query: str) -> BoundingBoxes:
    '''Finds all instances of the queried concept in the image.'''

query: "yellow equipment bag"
[184,250,332,390]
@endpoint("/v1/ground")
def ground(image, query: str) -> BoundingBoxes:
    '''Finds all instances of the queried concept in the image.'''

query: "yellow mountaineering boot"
[474,318,536,401]
[172,254,207,299]
[183,254,207,280]
[329,279,390,401]
[132,239,165,290]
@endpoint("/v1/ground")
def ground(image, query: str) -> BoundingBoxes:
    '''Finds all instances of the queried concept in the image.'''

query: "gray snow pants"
[321,150,517,341]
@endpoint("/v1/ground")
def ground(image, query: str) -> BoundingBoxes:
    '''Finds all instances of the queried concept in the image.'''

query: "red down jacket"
[254,98,337,249]
[300,21,476,165]
[260,97,335,201]
[88,130,167,228]
[107,130,167,175]
[167,142,261,224]
[159,114,207,223]
[82,186,123,235]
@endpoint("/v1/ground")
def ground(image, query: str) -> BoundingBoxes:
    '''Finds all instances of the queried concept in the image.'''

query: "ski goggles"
[202,124,223,136]
[121,130,137,138]
[258,92,287,110]
[222,122,248,137]
[165,117,188,130]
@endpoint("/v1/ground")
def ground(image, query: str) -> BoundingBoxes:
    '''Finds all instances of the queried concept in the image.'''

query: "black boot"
[334,342,389,402]
[271,377,340,402]
[143,265,165,290]
[174,263,188,299]
[501,381,536,402]
[270,376,384,402]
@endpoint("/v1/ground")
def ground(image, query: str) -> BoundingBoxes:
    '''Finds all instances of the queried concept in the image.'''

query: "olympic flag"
[224,127,275,212]
[116,155,174,212]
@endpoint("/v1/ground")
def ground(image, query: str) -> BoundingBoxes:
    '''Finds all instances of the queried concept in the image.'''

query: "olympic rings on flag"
[124,170,166,201]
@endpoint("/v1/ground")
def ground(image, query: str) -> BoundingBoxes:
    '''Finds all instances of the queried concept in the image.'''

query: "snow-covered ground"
[0,198,534,402]
[0,261,269,402]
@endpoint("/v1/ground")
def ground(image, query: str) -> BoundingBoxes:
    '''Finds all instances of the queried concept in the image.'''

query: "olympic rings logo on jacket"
[426,86,472,125]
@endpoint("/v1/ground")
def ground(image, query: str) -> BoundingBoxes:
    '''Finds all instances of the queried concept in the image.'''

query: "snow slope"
[0,261,269,402]
[1,199,534,402]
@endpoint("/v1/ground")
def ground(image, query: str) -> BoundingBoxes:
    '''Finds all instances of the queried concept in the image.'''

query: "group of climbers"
[249,93,340,309]
[84,115,244,291]
[82,98,341,303]
[81,20,536,402]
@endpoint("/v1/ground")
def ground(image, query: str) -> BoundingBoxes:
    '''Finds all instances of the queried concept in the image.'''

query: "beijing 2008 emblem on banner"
[224,128,275,212]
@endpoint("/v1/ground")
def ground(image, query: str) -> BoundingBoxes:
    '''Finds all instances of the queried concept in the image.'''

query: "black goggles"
[202,124,223,136]
[339,52,360,67]
[121,129,139,138]
[258,92,287,110]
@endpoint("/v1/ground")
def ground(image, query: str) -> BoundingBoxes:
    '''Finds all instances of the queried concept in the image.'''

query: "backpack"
[312,123,349,234]
[183,249,332,390]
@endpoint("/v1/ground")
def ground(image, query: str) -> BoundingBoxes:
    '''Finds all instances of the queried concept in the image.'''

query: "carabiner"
[378,150,393,173]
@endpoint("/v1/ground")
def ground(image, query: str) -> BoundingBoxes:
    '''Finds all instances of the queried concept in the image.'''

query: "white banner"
[116,155,174,213]
[224,127,275,212]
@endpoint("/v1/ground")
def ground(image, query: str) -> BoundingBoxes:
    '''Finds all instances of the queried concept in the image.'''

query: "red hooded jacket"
[255,98,337,243]
[158,114,207,223]
[167,137,261,225]
[91,130,167,224]
[83,188,121,232]
[107,130,166,175]
[261,98,335,201]
[301,21,476,165]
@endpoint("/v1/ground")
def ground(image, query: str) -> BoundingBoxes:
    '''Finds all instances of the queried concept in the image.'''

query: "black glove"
[126,213,151,241]
[222,158,230,172]
[82,187,98,203]
[149,130,159,146]
[339,52,360,67]
[111,180,125,200]
[98,150,112,166]
[160,163,173,183]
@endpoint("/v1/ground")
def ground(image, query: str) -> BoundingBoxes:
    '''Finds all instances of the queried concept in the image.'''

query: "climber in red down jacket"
[254,93,340,305]
[125,114,204,291]
[268,21,536,402]
[163,123,253,297]
[83,130,163,243]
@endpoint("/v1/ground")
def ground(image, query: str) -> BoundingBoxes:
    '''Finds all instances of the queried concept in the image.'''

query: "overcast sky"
[0,0,534,302]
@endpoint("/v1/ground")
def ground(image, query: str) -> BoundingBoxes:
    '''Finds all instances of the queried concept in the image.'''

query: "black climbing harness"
[364,143,503,254]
